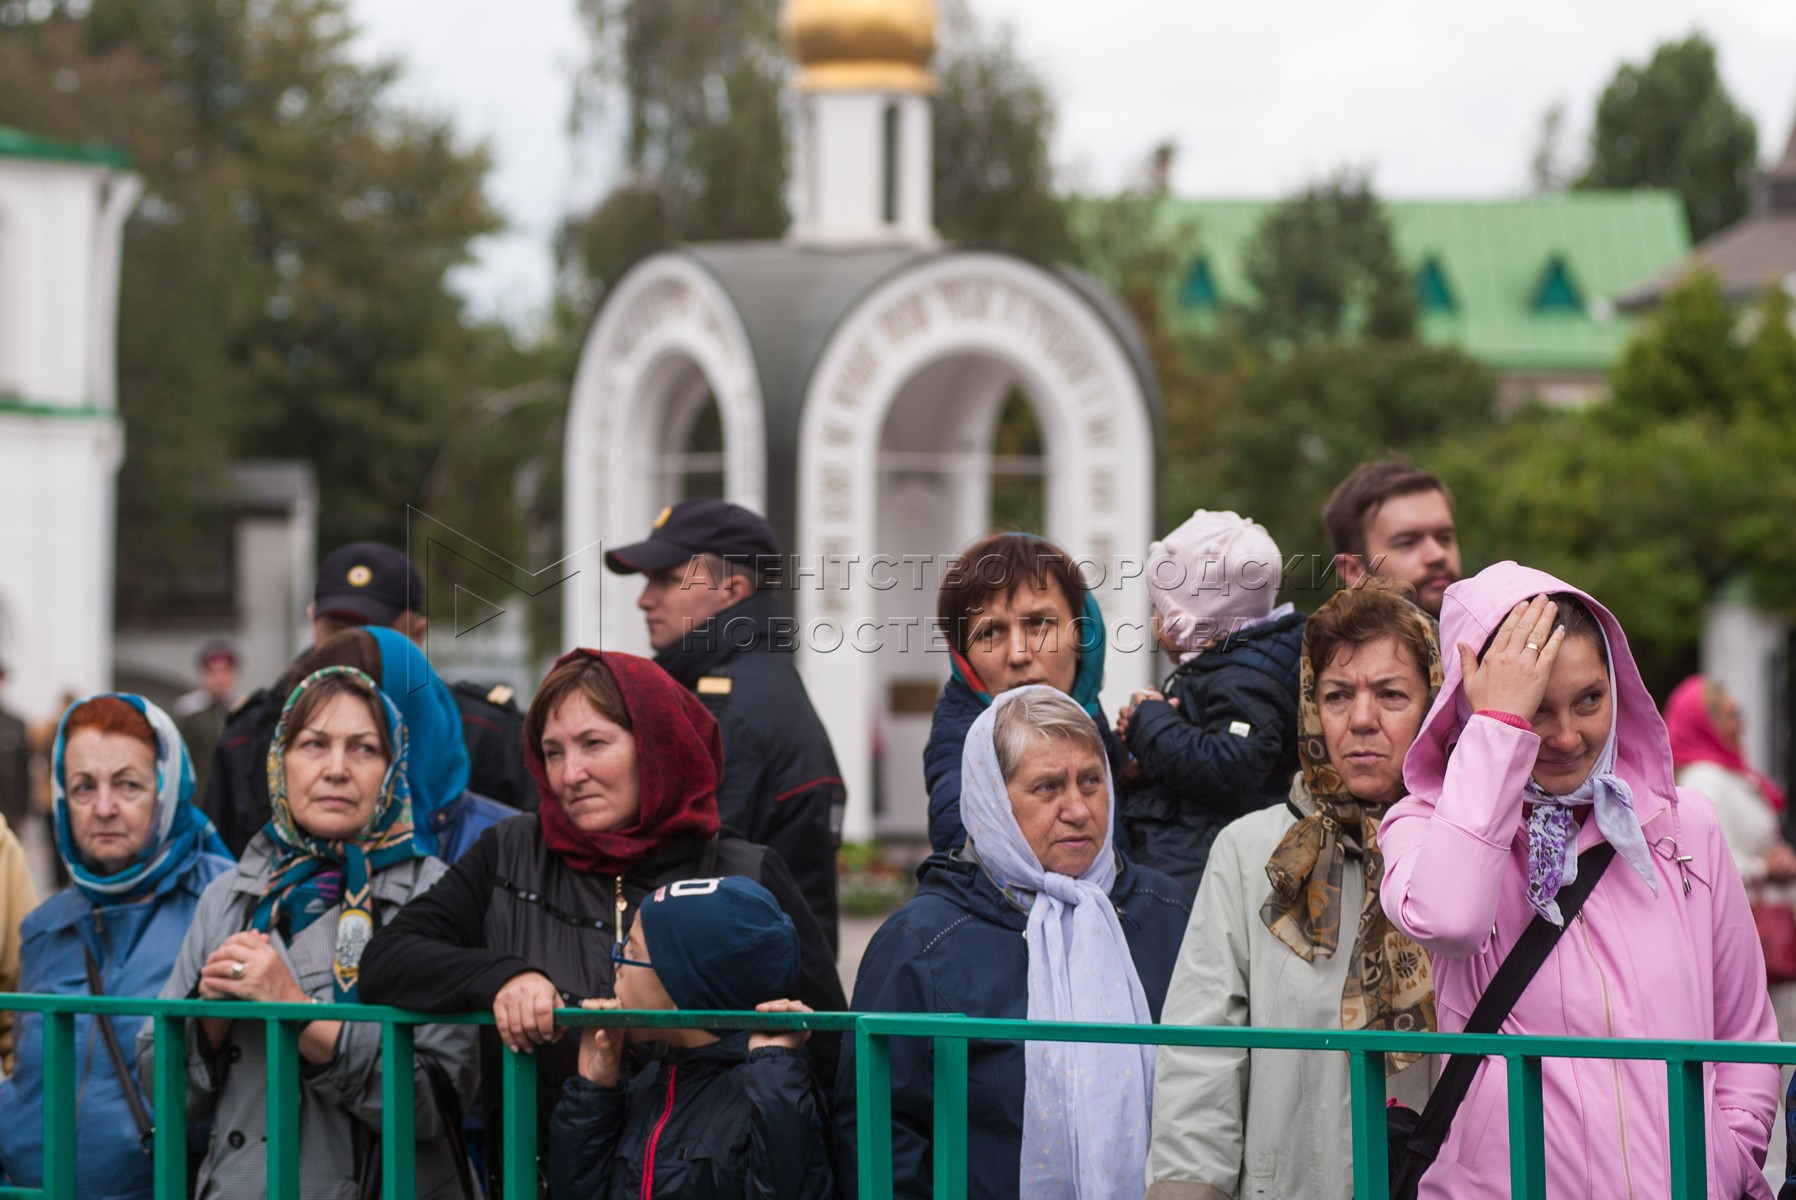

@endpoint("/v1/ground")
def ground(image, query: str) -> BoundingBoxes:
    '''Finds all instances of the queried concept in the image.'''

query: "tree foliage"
[0,0,505,614]
[1434,273,1796,694]
[1236,169,1418,350]
[931,0,1071,260]
[562,0,788,309]
[1578,33,1758,241]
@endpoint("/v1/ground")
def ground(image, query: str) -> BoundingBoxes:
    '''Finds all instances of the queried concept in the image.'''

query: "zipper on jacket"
[1578,915,1634,1199]
[641,1065,678,1199]
[614,876,627,955]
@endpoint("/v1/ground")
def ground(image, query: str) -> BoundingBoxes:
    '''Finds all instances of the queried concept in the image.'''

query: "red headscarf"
[530,649,722,873]
[1664,674,1786,812]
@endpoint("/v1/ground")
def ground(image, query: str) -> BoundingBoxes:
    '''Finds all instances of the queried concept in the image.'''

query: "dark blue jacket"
[656,593,844,953]
[0,852,234,1198]
[833,849,1190,1200]
[923,678,1129,854]
[427,789,513,865]
[547,1033,832,1200]
[1118,610,1305,896]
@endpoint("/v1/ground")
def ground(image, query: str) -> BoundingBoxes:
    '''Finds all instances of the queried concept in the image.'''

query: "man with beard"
[1322,461,1462,619]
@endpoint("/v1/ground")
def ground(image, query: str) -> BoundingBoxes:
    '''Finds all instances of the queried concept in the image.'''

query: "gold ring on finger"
[1525,642,1540,652]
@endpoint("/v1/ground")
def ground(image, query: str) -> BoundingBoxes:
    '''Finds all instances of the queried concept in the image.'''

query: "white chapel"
[0,127,139,717]
[564,0,1162,841]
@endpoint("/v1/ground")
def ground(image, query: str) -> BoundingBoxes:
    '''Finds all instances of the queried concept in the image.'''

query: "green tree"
[562,0,788,312]
[1578,33,1758,241]
[1236,169,1418,350]
[1,1,506,615]
[931,0,1071,259]
[1608,271,1745,423]
[1210,339,1497,601]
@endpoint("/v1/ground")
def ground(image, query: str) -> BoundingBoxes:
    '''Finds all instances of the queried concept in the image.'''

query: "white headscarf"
[960,686,1154,1200]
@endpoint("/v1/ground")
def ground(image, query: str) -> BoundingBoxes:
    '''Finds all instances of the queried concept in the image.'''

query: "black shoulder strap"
[83,948,156,1153]
[1404,840,1618,1160]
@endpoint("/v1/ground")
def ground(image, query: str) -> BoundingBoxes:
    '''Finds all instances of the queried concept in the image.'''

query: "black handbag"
[352,1056,480,1200]
[1386,841,1616,1199]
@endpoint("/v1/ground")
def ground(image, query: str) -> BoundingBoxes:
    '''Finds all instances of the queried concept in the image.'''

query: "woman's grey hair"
[992,689,1106,781]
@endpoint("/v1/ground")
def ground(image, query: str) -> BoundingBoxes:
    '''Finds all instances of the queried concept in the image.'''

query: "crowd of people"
[0,459,1789,1200]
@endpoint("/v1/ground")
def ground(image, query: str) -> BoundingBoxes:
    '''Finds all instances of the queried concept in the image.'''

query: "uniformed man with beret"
[200,542,532,857]
[606,499,844,953]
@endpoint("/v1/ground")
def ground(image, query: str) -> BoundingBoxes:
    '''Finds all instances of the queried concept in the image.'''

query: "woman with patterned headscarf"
[1148,578,1441,1199]
[139,667,478,1200]
[0,694,232,1199]
[1380,564,1779,1199]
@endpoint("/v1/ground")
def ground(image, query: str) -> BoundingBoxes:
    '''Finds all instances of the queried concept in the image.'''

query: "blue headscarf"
[365,626,470,855]
[256,666,429,1000]
[947,559,1109,719]
[52,693,232,906]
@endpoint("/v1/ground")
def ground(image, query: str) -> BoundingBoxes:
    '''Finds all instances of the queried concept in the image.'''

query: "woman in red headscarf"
[359,651,844,1191]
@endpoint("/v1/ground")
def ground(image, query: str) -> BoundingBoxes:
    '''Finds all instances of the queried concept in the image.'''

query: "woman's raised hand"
[199,931,308,1004]
[576,998,625,1086]
[1459,594,1564,721]
[748,998,814,1052]
[494,970,563,1053]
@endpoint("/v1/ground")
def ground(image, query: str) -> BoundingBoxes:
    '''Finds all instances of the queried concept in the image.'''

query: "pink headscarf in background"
[1664,674,1786,812]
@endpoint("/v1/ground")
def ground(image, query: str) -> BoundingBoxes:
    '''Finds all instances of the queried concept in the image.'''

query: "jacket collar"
[654,592,782,688]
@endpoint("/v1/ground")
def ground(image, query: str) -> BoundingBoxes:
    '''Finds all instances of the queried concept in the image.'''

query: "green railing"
[2,993,1790,1199]
[851,1014,1796,1200]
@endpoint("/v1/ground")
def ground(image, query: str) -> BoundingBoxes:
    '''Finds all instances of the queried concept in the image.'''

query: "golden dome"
[780,0,937,94]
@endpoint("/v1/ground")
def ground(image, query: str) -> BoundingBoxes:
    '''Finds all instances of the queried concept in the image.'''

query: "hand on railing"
[493,970,563,1053]
[749,999,815,1051]
[577,998,624,1086]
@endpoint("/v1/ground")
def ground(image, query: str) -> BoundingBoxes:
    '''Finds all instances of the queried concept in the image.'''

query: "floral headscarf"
[52,693,231,905]
[1261,589,1442,1072]
[256,667,427,1000]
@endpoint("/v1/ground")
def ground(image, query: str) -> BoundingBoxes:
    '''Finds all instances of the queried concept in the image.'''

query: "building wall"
[0,411,122,715]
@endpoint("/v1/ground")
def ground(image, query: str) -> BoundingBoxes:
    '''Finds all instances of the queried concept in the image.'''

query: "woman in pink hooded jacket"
[1380,561,1779,1199]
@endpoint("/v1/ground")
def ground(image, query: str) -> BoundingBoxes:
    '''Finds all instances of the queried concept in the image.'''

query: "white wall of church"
[795,253,1158,841]
[0,160,138,408]
[792,90,935,247]
[0,153,137,719]
[564,254,767,655]
[0,413,122,715]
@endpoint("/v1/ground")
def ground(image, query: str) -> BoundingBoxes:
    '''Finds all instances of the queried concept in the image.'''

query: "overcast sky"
[351,0,1796,329]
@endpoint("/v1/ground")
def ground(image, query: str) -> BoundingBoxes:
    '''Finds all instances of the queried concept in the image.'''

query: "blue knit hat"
[635,876,799,1011]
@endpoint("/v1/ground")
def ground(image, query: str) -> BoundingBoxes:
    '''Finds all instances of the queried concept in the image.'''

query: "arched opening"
[650,355,728,506]
[870,354,1049,837]
[987,389,1045,534]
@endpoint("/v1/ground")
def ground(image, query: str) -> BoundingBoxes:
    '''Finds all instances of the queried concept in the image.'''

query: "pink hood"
[1405,560,1677,810]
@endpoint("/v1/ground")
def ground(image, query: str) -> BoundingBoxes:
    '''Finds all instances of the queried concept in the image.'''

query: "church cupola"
[781,0,939,247]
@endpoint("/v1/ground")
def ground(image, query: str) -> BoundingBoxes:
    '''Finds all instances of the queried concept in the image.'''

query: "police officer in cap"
[607,499,844,952]
[200,542,533,856]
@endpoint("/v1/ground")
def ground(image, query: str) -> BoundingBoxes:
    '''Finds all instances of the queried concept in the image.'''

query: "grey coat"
[135,834,479,1200]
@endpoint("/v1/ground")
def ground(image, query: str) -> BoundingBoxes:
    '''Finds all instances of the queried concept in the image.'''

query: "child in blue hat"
[546,875,833,1199]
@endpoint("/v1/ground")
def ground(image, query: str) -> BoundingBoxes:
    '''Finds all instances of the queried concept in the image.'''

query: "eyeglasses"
[609,942,654,971]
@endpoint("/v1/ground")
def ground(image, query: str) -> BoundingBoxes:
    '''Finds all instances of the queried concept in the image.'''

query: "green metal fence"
[1,993,1790,1200]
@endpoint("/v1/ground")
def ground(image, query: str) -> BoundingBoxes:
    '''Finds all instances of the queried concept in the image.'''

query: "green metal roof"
[1157,193,1692,372]
[0,125,133,170]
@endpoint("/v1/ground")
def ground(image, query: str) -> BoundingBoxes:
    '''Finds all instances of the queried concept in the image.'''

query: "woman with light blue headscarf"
[837,685,1190,1199]
[0,693,234,1199]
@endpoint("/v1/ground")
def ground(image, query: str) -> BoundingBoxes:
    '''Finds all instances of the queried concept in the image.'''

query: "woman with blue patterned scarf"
[0,692,234,1199]
[139,667,480,1200]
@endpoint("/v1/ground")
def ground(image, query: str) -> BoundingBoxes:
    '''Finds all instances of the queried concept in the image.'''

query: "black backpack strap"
[83,948,156,1154]
[1403,841,1618,1162]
